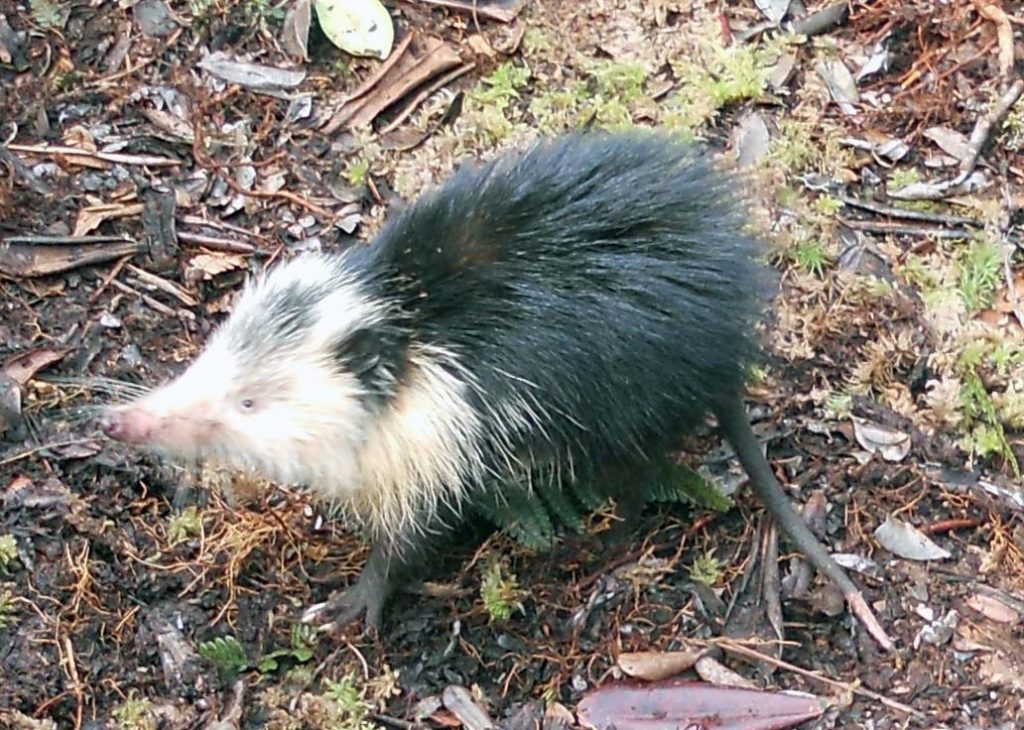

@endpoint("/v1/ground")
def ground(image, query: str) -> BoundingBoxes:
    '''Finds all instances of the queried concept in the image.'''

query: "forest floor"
[2,0,1024,728]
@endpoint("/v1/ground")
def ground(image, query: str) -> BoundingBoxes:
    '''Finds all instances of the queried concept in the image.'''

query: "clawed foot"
[301,546,396,633]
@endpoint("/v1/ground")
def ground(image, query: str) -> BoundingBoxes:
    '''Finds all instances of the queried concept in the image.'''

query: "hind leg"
[598,460,656,544]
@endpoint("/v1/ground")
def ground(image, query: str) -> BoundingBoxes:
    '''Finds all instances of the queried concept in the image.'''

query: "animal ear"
[334,324,407,402]
[335,327,384,377]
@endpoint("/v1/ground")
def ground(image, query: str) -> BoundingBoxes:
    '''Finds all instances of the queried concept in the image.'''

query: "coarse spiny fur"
[104,130,767,551]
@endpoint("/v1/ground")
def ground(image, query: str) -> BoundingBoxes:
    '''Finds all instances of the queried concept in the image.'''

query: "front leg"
[301,542,397,632]
[302,500,467,633]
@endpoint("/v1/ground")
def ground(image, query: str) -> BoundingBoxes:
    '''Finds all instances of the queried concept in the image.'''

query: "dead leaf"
[314,0,394,59]
[74,203,144,237]
[922,127,972,163]
[2,346,71,384]
[141,108,195,143]
[282,0,312,61]
[733,111,771,168]
[415,0,524,23]
[198,51,307,91]
[0,238,143,278]
[440,685,493,730]
[133,0,179,37]
[466,34,495,58]
[617,649,703,681]
[577,680,827,730]
[323,34,461,132]
[966,594,1021,624]
[874,516,952,561]
[852,417,911,462]
[815,59,859,115]
[694,655,760,689]
[754,0,790,24]
[766,52,797,91]
[185,253,246,282]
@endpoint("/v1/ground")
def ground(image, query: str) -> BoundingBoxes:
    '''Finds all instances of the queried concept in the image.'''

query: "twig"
[87,28,183,87]
[89,255,133,303]
[60,635,85,730]
[370,714,416,730]
[109,278,178,317]
[839,219,973,239]
[5,143,181,168]
[191,125,331,217]
[179,215,276,243]
[716,639,926,719]
[954,77,1024,181]
[176,231,257,254]
[126,264,198,307]
[2,234,137,245]
[837,195,980,227]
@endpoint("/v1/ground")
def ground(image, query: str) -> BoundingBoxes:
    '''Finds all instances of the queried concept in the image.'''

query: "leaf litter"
[1,0,1024,728]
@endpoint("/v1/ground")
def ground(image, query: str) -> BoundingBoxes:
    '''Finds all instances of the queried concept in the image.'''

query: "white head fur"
[102,253,486,541]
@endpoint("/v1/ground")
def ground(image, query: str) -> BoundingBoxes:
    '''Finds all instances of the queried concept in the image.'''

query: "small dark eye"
[240,398,255,411]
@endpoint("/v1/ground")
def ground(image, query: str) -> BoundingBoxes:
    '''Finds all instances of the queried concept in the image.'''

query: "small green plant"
[0,590,18,629]
[689,550,724,586]
[199,635,250,677]
[167,506,201,546]
[958,238,1002,313]
[472,61,531,107]
[811,194,843,216]
[323,673,375,730]
[663,25,773,134]
[522,28,553,58]
[29,0,67,29]
[0,534,16,570]
[887,167,921,192]
[257,623,316,673]
[825,392,854,419]
[200,625,317,679]
[111,691,155,730]
[345,156,372,187]
[464,61,532,144]
[961,372,1020,476]
[480,558,525,623]
[791,238,831,276]
[588,59,648,104]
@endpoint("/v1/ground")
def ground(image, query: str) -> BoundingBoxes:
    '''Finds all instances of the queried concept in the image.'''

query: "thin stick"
[716,639,925,718]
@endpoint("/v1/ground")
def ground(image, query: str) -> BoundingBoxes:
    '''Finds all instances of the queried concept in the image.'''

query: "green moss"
[345,157,372,187]
[167,506,201,546]
[112,692,156,730]
[480,558,526,623]
[958,238,1003,313]
[783,233,832,276]
[811,193,843,216]
[689,550,724,586]
[463,61,533,144]
[825,392,854,419]
[322,674,375,730]
[0,589,18,629]
[0,535,16,570]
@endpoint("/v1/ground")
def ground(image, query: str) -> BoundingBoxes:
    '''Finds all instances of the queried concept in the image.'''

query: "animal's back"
[347,131,770,474]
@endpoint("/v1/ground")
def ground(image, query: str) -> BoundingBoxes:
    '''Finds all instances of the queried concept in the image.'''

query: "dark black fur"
[343,131,767,472]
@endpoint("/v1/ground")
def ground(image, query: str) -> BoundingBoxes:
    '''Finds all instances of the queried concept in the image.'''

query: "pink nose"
[99,408,159,444]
